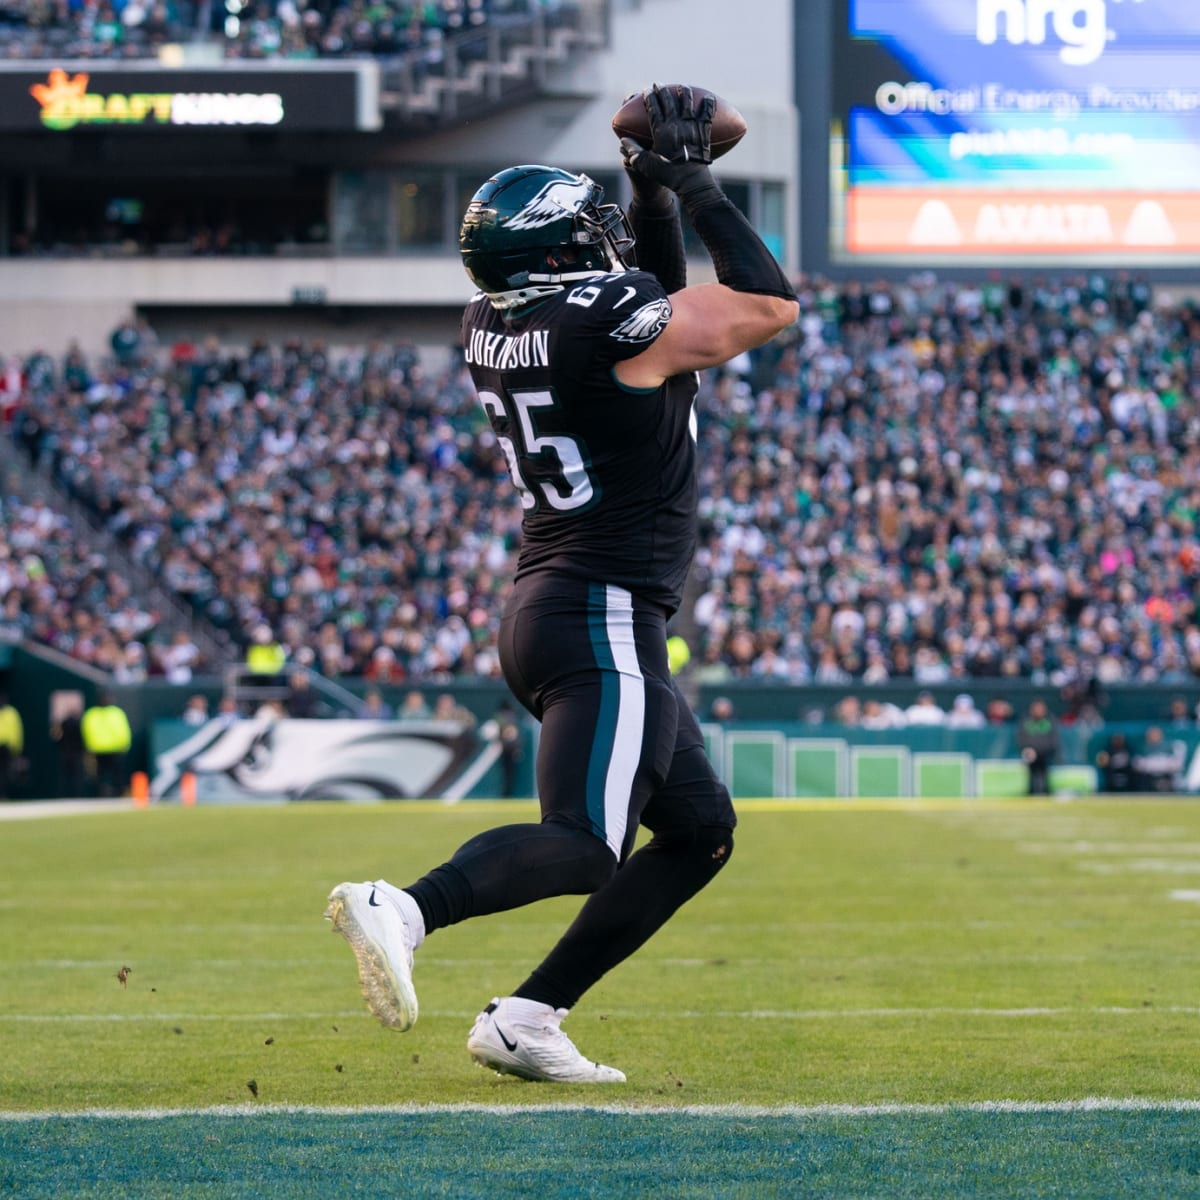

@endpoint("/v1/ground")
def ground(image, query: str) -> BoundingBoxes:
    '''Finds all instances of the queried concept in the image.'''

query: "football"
[611,85,747,160]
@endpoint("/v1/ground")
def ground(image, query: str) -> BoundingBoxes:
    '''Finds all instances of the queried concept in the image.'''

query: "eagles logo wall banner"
[151,716,501,802]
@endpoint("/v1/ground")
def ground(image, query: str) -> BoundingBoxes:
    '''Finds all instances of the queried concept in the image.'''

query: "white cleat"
[467,996,626,1083]
[324,881,419,1031]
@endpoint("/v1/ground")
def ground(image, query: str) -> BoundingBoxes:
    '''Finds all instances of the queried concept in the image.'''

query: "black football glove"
[620,84,719,205]
[620,91,673,214]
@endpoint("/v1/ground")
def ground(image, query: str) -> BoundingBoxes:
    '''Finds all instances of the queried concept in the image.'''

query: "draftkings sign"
[0,64,378,132]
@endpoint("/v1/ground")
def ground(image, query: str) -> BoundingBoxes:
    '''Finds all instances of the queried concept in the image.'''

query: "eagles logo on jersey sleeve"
[610,295,672,344]
[570,272,672,364]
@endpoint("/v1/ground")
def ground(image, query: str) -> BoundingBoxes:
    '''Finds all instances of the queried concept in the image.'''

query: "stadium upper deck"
[0,1,545,63]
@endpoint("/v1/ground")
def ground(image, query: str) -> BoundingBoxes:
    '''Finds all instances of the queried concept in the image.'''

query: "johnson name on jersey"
[462,270,699,614]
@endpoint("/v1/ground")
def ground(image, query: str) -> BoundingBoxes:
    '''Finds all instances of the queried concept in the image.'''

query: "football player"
[327,85,798,1082]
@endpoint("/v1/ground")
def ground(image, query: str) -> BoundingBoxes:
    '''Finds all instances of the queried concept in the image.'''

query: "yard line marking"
[4,1011,381,1022]
[3,1098,1200,1122]
[7,1005,1198,1023]
[1170,889,1200,902]
[26,951,1102,970]
[31,959,334,970]
[1019,842,1200,855]
[1079,860,1200,875]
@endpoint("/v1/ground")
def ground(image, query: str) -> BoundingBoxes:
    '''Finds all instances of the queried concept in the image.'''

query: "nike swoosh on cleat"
[368,888,382,907]
[495,1024,518,1052]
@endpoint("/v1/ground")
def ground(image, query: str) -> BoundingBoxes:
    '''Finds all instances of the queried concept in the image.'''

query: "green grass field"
[3,797,1200,1197]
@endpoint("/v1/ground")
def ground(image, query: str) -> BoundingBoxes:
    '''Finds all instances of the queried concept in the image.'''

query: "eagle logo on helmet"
[503,176,594,231]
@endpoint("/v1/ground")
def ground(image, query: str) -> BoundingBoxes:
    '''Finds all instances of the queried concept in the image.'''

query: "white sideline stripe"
[3,1098,1200,1122]
[0,800,133,821]
[7,1005,1199,1023]
[0,798,1054,819]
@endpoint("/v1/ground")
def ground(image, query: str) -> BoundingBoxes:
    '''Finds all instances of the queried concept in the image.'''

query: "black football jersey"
[462,270,698,614]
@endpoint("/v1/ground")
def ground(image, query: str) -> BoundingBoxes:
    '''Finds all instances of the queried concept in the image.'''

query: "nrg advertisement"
[832,0,1200,262]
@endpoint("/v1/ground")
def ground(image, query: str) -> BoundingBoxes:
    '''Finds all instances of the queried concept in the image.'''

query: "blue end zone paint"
[5,1109,1200,1199]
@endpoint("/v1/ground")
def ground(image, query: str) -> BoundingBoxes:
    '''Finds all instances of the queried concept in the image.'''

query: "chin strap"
[488,268,616,311]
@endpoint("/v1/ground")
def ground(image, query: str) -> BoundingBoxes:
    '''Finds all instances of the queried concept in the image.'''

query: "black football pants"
[403,572,735,1009]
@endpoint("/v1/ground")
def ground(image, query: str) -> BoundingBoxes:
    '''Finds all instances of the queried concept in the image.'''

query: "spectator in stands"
[365,645,406,685]
[113,641,149,684]
[398,690,431,721]
[1017,700,1059,796]
[1133,726,1185,794]
[692,642,733,686]
[158,630,203,685]
[904,690,946,727]
[1096,732,1135,794]
[109,315,144,366]
[860,698,906,730]
[708,695,736,723]
[432,692,474,725]
[181,694,211,726]
[945,693,986,730]
[285,669,321,718]
[1166,697,1195,731]
[1059,681,1105,731]
[360,687,394,720]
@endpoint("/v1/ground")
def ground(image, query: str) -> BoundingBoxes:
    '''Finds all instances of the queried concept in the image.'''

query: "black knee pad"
[647,822,734,872]
[695,823,735,872]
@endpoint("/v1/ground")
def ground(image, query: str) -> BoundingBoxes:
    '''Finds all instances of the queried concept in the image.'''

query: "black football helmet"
[460,165,636,310]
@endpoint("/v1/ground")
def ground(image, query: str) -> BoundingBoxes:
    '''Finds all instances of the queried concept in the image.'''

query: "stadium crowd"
[10,324,517,681]
[6,271,1200,693]
[690,271,1199,694]
[0,492,204,681]
[0,0,564,62]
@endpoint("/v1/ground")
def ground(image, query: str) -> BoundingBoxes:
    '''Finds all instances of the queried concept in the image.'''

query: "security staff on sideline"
[0,693,24,799]
[82,692,133,798]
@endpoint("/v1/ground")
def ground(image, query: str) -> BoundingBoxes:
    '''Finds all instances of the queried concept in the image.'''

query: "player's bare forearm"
[614,284,795,387]
[684,285,797,362]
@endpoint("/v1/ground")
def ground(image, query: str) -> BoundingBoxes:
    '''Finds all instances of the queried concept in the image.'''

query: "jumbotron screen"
[831,0,1200,263]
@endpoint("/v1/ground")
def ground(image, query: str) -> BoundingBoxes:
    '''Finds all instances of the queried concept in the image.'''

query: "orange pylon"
[130,772,150,808]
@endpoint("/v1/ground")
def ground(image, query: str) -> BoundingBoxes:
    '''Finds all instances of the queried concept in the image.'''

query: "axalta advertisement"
[833,0,1200,261]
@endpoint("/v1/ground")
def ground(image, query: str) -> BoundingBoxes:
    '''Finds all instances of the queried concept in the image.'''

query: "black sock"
[514,825,734,1011]
[404,821,615,935]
